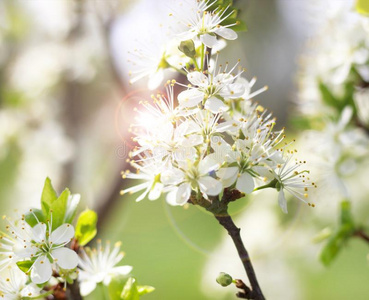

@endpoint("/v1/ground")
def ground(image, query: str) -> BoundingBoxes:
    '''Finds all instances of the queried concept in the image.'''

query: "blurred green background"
[1,0,368,299]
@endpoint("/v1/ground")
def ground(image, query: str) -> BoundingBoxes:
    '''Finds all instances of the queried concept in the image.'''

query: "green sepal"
[16,260,34,274]
[75,209,98,246]
[24,208,46,227]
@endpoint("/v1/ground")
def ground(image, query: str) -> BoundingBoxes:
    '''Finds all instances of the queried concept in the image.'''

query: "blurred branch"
[354,229,369,244]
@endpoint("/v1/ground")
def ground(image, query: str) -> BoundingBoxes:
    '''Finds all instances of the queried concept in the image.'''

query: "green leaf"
[137,285,155,296]
[64,194,81,224]
[356,0,369,15]
[109,277,129,300]
[24,208,46,227]
[16,260,34,274]
[75,209,98,246]
[121,278,139,300]
[320,224,355,266]
[41,177,58,217]
[318,81,339,109]
[50,188,70,230]
[340,200,354,227]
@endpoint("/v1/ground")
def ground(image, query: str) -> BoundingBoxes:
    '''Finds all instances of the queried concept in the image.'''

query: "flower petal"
[31,223,47,243]
[52,247,78,270]
[176,183,191,205]
[80,280,97,296]
[204,97,228,113]
[198,176,222,196]
[214,27,237,40]
[278,190,288,214]
[236,172,255,194]
[178,89,204,107]
[31,255,52,284]
[217,167,238,187]
[110,265,133,276]
[187,71,208,86]
[50,223,74,245]
[200,33,218,48]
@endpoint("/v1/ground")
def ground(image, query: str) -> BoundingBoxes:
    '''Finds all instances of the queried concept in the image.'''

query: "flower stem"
[66,281,83,300]
[214,214,265,300]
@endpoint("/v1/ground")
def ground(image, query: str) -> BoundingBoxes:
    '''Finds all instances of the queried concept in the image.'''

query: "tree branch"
[354,229,369,244]
[215,213,265,300]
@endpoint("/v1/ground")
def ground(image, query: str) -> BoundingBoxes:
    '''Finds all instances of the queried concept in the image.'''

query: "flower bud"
[216,272,233,287]
[178,40,196,58]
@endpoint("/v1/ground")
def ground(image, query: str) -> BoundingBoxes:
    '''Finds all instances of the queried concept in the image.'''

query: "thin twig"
[215,214,265,300]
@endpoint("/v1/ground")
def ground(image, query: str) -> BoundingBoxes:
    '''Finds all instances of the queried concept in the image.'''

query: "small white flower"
[178,63,245,113]
[3,215,78,284]
[78,240,132,297]
[121,154,166,202]
[172,0,238,48]
[270,154,315,214]
[164,155,222,205]
[0,266,41,300]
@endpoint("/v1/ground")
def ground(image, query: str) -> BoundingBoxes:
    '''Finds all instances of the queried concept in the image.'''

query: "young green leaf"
[16,260,34,274]
[75,209,98,246]
[137,285,155,296]
[50,188,70,230]
[41,177,58,217]
[121,277,139,300]
[356,0,369,15]
[109,277,129,300]
[320,224,355,266]
[24,208,46,227]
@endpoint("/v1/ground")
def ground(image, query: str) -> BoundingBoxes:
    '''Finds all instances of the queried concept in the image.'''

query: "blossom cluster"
[0,179,140,299]
[297,1,369,199]
[122,0,315,213]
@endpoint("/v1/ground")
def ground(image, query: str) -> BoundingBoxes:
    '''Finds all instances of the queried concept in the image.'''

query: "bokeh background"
[1,0,368,299]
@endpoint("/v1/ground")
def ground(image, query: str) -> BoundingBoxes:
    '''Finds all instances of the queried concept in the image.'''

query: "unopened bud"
[216,272,233,287]
[178,40,196,58]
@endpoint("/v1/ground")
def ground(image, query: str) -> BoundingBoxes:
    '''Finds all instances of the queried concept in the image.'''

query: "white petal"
[176,183,191,205]
[148,70,164,90]
[214,27,238,40]
[80,281,97,296]
[50,223,75,245]
[217,167,238,187]
[166,189,178,206]
[31,223,47,243]
[204,97,228,113]
[236,172,255,194]
[200,33,218,48]
[199,155,220,174]
[110,265,133,276]
[219,83,245,99]
[161,169,184,185]
[178,89,204,107]
[187,71,208,86]
[148,183,163,200]
[278,190,288,214]
[31,255,52,284]
[52,247,78,269]
[198,176,222,196]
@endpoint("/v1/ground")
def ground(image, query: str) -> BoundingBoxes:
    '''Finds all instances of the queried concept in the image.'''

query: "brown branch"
[354,229,369,244]
[215,214,265,300]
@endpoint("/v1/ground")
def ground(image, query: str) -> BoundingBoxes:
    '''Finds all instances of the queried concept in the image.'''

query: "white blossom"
[78,240,132,297]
